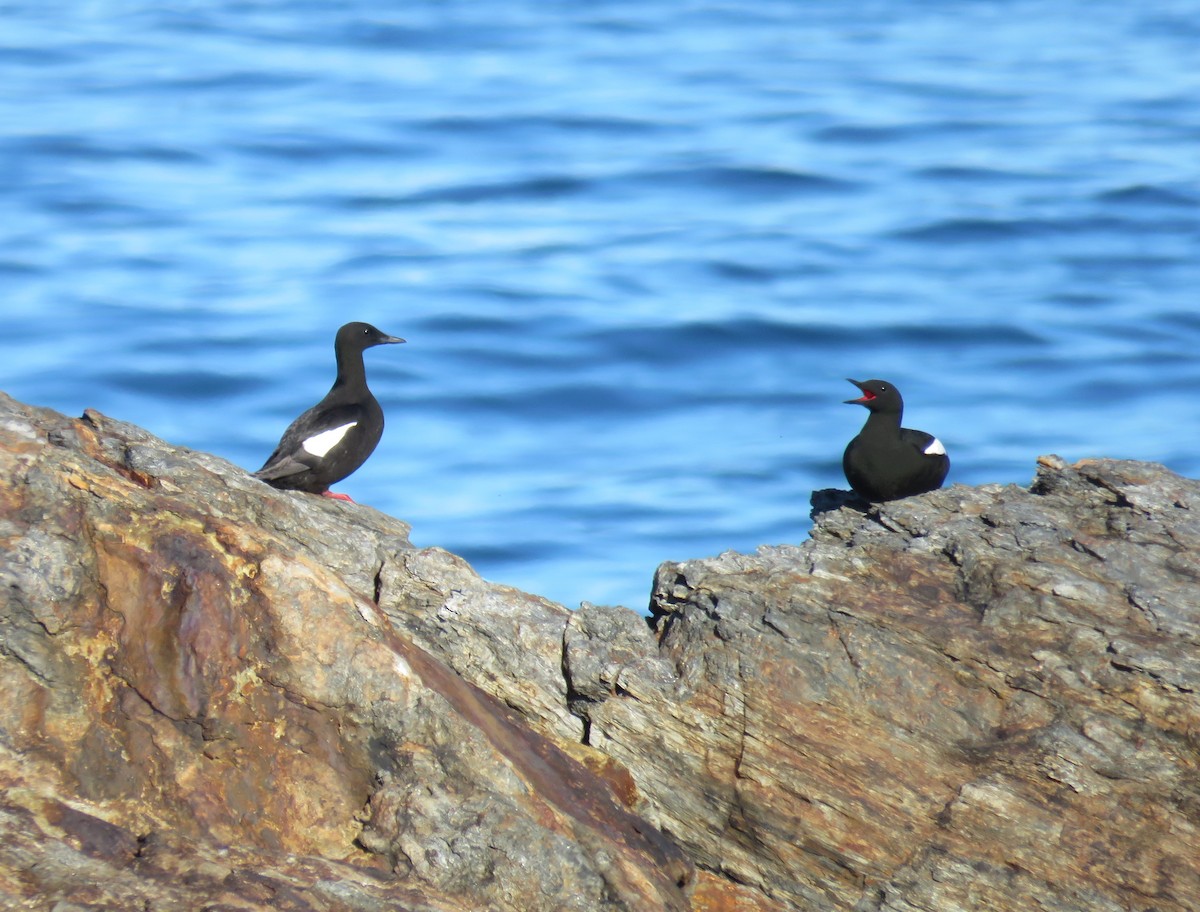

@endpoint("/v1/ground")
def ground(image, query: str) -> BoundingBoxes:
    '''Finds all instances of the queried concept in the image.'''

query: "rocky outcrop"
[2,389,1199,911]
[0,393,689,911]
[574,461,1200,912]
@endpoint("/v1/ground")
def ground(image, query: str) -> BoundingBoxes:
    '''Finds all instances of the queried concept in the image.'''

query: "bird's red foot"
[321,491,355,502]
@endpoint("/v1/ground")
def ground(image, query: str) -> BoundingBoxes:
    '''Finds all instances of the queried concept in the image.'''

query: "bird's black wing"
[253,402,367,481]
[900,428,946,459]
[899,428,951,493]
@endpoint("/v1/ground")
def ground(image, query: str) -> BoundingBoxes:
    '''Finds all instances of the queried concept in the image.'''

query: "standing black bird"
[842,378,949,502]
[254,322,404,501]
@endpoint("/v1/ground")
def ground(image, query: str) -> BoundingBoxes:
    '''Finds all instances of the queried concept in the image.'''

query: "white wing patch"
[924,437,946,456]
[302,421,357,458]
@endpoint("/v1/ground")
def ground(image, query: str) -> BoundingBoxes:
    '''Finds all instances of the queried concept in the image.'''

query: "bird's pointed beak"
[844,378,872,405]
[382,335,406,344]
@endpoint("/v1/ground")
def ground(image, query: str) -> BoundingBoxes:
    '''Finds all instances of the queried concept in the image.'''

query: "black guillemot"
[842,378,949,502]
[253,321,404,501]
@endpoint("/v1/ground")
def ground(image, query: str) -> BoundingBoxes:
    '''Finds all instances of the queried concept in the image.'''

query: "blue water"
[2,3,1198,610]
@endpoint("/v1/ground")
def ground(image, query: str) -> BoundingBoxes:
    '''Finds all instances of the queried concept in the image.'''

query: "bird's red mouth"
[845,379,877,406]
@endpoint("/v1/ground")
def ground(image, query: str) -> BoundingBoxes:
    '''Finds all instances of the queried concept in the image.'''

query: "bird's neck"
[862,408,903,436]
[332,347,368,394]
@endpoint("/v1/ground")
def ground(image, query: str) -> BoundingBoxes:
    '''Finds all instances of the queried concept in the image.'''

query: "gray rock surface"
[0,392,690,912]
[2,389,1198,912]
[580,457,1200,911]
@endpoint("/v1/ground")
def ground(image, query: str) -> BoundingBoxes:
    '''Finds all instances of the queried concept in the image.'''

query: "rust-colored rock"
[691,870,792,912]
[0,392,690,911]
[569,464,1200,911]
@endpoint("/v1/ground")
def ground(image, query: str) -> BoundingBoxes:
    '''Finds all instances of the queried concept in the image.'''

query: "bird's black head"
[845,378,903,413]
[337,322,406,350]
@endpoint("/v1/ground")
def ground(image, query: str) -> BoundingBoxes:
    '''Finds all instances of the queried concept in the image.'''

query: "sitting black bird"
[254,322,404,501]
[842,378,949,502]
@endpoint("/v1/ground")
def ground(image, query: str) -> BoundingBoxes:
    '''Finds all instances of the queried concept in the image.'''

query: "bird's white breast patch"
[924,437,946,456]
[302,421,357,457]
